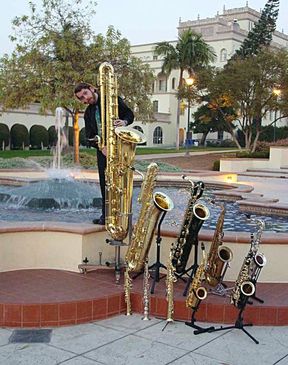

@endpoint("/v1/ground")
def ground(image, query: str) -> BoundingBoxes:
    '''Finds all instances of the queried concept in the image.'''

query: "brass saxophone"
[186,243,208,310]
[98,62,146,242]
[205,203,233,287]
[230,219,266,308]
[171,178,210,274]
[125,162,174,272]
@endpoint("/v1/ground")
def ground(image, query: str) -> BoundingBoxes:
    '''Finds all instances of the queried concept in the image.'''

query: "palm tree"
[154,29,216,149]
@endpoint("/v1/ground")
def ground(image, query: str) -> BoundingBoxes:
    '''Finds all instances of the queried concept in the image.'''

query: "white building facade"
[130,4,288,147]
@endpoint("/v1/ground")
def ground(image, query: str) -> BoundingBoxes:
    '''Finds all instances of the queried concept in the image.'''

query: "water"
[0,184,287,233]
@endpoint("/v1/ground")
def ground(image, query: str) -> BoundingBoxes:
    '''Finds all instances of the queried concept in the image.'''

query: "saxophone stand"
[175,239,199,297]
[196,301,259,344]
[185,300,215,333]
[149,211,167,294]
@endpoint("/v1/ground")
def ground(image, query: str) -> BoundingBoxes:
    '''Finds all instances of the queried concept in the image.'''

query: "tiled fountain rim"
[0,222,286,245]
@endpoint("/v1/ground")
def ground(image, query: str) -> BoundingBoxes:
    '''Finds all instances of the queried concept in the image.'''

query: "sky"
[0,0,287,56]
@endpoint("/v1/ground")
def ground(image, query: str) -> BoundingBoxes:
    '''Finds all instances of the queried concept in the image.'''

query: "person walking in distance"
[74,82,134,225]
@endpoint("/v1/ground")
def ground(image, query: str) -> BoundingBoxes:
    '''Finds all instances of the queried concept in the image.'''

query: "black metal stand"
[194,304,259,344]
[149,211,167,294]
[175,239,199,296]
[185,299,215,333]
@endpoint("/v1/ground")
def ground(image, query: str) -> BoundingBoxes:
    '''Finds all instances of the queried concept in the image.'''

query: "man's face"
[75,87,98,104]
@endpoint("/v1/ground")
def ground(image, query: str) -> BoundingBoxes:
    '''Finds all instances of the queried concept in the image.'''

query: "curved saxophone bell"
[240,281,255,297]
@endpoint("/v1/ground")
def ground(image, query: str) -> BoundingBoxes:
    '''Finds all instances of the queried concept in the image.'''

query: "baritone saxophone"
[98,62,146,242]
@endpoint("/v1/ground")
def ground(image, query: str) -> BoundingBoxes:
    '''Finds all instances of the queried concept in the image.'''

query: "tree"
[233,0,279,59]
[209,48,288,152]
[0,0,154,161]
[192,104,237,146]
[0,123,10,150]
[154,29,215,149]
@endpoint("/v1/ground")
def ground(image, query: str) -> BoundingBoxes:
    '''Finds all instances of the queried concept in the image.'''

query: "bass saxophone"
[98,62,146,241]
[205,203,233,287]
[230,219,266,308]
[171,177,210,274]
[186,243,208,310]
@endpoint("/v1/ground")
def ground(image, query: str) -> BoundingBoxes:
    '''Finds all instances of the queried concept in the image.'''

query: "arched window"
[153,127,163,144]
[220,48,228,62]
[133,125,144,134]
[171,77,176,90]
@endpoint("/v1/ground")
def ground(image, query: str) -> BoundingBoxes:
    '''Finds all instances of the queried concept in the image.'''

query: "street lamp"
[185,76,194,155]
[272,88,281,142]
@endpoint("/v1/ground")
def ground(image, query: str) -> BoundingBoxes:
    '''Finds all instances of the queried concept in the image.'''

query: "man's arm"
[118,97,134,125]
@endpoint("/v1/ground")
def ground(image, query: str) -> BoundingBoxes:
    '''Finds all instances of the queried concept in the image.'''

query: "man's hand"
[113,119,127,127]
[101,146,107,156]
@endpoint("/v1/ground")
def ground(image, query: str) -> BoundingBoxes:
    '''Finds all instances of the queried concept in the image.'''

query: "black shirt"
[84,95,134,148]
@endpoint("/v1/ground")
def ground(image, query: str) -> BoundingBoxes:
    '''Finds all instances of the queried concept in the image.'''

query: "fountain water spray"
[53,107,68,170]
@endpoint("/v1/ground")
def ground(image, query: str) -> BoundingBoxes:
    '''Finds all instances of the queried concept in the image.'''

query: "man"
[74,82,134,225]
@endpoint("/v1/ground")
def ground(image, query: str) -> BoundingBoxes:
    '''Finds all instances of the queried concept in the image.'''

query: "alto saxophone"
[98,62,146,242]
[171,177,210,274]
[186,243,208,310]
[230,218,266,308]
[205,203,233,287]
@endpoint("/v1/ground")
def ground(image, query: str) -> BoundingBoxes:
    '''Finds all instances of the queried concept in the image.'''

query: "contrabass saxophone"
[171,177,210,274]
[186,243,208,310]
[205,203,233,287]
[230,218,266,308]
[98,62,146,242]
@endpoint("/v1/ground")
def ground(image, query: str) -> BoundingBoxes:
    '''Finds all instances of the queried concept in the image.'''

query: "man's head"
[74,82,98,105]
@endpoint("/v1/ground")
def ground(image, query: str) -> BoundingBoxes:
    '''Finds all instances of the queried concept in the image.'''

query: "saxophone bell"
[254,252,267,268]
[240,281,255,297]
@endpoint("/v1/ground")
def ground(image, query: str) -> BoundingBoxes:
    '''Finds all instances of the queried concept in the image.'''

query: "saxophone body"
[186,243,208,310]
[230,219,266,308]
[125,163,174,273]
[171,180,210,274]
[205,204,233,287]
[98,62,146,241]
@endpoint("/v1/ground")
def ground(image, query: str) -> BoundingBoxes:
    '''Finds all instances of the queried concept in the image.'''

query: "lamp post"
[272,88,281,143]
[185,76,194,155]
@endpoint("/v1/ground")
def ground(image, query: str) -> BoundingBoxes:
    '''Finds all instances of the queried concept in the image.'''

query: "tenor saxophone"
[171,178,210,274]
[186,243,208,310]
[205,204,233,287]
[98,62,146,242]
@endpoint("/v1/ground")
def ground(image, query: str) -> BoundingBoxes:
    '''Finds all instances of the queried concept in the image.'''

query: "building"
[130,4,288,147]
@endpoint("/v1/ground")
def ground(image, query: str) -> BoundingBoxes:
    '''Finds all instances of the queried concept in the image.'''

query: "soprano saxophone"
[171,177,210,274]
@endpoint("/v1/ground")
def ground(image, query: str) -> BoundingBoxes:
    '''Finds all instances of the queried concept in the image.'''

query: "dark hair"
[74,82,94,94]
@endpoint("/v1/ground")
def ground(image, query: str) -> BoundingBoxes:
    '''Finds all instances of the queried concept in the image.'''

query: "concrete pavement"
[0,314,287,364]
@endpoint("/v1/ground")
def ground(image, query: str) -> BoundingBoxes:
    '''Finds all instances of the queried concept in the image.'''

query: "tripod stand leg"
[185,303,215,333]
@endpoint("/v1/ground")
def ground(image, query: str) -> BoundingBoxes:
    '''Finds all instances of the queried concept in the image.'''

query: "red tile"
[242,306,260,325]
[223,305,238,324]
[174,300,190,321]
[259,307,277,325]
[93,298,107,319]
[131,293,143,313]
[4,304,22,326]
[0,304,3,325]
[277,307,288,325]
[108,295,120,314]
[41,304,59,323]
[23,305,40,325]
[155,297,167,317]
[207,303,224,323]
[59,303,77,321]
[77,301,92,321]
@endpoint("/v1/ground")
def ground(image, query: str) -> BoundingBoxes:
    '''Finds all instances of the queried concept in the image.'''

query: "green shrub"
[236,151,269,158]
[30,125,49,149]
[0,123,9,149]
[48,126,57,147]
[10,123,29,149]
[80,127,86,146]
[212,160,220,171]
